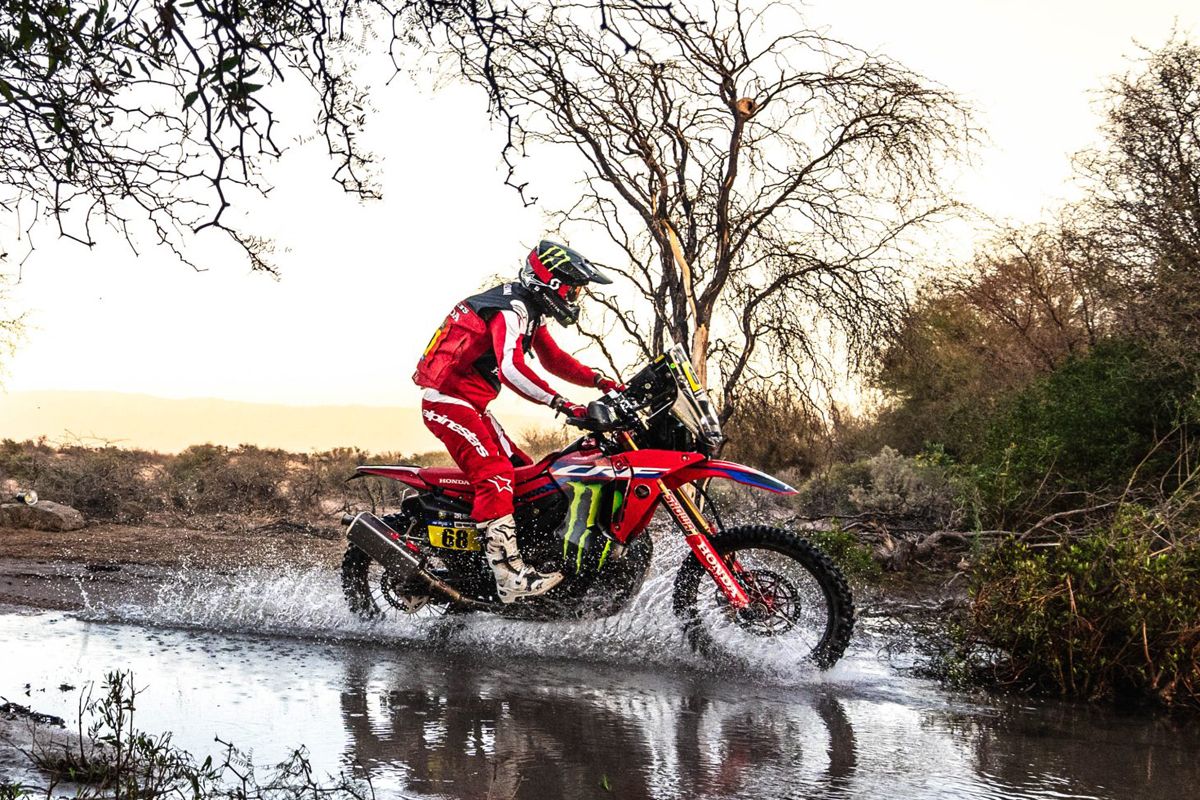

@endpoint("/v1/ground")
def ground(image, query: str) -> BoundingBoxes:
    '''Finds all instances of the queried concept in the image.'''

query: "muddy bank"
[0,519,969,652]
[0,518,966,626]
[0,518,344,569]
[0,643,81,789]
[0,520,346,612]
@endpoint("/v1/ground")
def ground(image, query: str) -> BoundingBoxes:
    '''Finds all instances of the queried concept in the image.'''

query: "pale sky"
[1,0,1196,426]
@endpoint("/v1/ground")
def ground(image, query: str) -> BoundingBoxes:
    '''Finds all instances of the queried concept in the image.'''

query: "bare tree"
[951,221,1110,370]
[1,0,388,270]
[1075,36,1200,363]
[447,0,972,419]
[0,0,664,271]
[0,273,22,369]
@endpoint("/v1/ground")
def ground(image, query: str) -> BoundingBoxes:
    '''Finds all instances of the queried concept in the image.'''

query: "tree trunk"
[691,322,710,388]
[661,220,709,387]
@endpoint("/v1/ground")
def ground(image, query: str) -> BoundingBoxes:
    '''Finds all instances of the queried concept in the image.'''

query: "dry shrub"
[518,425,572,460]
[721,388,827,473]
[287,447,372,513]
[0,439,456,524]
[25,671,371,799]
[970,494,1200,707]
[0,439,161,522]
[795,447,969,530]
[166,445,292,515]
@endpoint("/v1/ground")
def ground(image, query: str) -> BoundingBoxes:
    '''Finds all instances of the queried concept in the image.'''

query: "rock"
[0,501,85,531]
[0,702,65,728]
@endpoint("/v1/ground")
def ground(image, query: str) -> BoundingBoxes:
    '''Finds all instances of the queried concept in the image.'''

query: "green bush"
[973,339,1199,522]
[970,505,1200,706]
[805,524,881,583]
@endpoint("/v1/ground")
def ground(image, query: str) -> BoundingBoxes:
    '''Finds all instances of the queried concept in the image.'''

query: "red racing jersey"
[413,282,600,411]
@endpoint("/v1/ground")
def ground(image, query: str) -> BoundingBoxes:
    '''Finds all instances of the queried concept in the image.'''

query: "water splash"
[76,533,875,685]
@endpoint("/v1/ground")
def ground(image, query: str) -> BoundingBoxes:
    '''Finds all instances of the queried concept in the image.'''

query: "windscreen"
[664,345,723,446]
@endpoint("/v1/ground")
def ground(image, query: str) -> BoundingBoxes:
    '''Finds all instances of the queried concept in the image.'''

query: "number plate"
[428,525,482,552]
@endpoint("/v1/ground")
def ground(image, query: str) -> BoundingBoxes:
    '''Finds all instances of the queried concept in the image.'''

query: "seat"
[416,453,556,492]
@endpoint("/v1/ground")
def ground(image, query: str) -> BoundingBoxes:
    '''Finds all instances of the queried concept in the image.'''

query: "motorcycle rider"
[413,240,621,603]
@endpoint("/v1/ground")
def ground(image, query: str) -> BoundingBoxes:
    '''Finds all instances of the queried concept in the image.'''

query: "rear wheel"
[341,544,449,621]
[672,526,854,669]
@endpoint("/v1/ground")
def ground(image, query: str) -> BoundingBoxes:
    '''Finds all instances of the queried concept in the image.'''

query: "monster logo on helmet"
[519,239,613,327]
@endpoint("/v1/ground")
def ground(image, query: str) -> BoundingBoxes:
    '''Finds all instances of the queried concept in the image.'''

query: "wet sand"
[0,520,344,612]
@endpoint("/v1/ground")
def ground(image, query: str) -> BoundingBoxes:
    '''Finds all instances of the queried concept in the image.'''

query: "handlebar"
[563,398,625,432]
[564,415,620,433]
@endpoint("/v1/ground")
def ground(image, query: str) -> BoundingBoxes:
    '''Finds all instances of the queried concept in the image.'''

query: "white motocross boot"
[483,514,563,604]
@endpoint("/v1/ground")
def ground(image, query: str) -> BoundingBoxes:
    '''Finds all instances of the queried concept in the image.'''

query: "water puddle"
[1,606,1194,799]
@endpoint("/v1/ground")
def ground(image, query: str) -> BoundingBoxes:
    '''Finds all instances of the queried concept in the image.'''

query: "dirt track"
[0,520,345,612]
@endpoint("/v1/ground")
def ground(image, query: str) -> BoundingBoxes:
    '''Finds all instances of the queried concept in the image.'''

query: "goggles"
[559,283,584,303]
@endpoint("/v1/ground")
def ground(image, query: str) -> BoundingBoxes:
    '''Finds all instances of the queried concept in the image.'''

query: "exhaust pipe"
[346,512,422,573]
[345,512,476,606]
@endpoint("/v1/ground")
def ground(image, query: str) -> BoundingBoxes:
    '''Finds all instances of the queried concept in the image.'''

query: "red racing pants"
[420,389,531,521]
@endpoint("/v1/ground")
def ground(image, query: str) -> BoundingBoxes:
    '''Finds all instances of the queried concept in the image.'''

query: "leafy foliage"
[973,340,1198,523]
[865,38,1200,535]
[872,222,1108,457]
[804,524,881,583]
[971,503,1200,706]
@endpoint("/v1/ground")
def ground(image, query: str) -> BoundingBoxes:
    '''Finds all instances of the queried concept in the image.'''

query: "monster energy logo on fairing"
[560,482,616,573]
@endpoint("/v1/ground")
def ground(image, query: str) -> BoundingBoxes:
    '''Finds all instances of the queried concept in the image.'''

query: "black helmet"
[518,240,612,326]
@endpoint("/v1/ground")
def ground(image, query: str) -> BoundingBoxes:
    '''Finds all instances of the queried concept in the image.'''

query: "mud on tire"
[672,525,855,669]
[341,543,446,620]
[341,544,381,619]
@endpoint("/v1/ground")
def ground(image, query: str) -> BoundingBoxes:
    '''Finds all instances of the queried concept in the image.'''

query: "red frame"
[356,444,798,610]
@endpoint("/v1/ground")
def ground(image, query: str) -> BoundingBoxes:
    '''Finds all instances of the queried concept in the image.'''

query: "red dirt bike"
[341,345,854,668]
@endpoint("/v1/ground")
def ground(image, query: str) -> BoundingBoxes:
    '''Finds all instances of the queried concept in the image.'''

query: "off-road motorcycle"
[340,345,854,667]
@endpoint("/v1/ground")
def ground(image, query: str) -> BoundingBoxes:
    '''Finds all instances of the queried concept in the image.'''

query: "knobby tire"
[672,525,855,669]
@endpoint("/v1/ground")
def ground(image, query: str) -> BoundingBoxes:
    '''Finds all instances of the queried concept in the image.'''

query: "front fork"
[614,433,750,609]
[659,481,751,610]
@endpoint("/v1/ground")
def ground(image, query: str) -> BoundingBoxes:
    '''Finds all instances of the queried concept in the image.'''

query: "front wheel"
[672,526,855,669]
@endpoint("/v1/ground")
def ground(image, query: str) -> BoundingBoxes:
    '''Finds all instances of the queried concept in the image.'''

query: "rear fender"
[354,465,428,491]
[666,459,797,494]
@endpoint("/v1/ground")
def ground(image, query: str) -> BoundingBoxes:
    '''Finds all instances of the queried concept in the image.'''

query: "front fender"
[668,459,797,494]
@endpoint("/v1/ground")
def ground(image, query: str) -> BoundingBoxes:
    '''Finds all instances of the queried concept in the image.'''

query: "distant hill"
[0,391,546,454]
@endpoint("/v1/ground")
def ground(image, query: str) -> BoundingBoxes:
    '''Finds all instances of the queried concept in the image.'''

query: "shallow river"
[0,561,1196,799]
